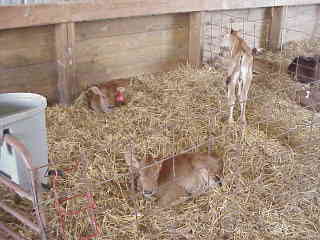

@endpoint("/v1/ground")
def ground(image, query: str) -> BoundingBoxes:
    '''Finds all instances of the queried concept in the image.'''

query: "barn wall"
[202,5,320,64]
[75,13,189,89]
[0,25,58,103]
[284,5,320,42]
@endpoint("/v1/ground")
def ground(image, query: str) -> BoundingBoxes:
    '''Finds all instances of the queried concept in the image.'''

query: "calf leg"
[239,68,253,125]
[227,72,239,124]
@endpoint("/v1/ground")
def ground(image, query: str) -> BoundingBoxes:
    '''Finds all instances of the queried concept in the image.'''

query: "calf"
[219,29,255,125]
[125,151,223,207]
[87,79,130,113]
[288,56,320,84]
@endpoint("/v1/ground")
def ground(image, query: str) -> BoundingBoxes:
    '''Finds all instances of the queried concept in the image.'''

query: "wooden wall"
[284,5,320,42]
[0,25,58,103]
[0,13,189,104]
[75,14,189,90]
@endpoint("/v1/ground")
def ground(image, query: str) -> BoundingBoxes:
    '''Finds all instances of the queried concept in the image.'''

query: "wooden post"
[188,11,203,66]
[54,22,77,105]
[268,6,284,52]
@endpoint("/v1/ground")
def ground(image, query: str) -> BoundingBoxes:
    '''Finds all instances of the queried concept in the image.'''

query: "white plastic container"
[0,93,48,192]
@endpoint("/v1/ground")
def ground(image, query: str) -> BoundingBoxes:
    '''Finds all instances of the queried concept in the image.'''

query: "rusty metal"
[50,157,101,240]
[0,222,27,240]
[0,201,40,233]
[0,175,33,201]
[0,133,48,240]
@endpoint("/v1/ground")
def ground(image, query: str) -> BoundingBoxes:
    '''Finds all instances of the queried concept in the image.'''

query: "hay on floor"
[1,39,320,240]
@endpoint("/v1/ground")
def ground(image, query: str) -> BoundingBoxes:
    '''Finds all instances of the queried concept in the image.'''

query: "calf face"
[288,56,320,84]
[87,79,130,113]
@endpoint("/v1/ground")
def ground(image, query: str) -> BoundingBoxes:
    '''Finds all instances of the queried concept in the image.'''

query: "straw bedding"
[1,40,320,239]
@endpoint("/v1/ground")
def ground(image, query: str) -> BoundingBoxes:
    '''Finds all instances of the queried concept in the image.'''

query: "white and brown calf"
[219,29,256,125]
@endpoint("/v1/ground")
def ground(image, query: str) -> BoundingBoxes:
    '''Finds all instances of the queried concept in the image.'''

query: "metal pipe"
[0,201,41,233]
[0,175,32,201]
[0,222,27,240]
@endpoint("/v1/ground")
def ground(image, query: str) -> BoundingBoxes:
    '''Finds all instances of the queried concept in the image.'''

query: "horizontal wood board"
[75,14,189,88]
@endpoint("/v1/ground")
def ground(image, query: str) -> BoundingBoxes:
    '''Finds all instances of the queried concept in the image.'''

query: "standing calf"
[87,79,130,113]
[219,29,255,125]
[125,151,223,207]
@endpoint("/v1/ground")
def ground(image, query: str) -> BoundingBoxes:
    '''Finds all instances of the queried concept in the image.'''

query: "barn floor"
[1,42,320,239]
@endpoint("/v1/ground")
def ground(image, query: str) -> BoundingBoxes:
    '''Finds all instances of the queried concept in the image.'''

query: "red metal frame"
[51,162,101,240]
[0,134,47,240]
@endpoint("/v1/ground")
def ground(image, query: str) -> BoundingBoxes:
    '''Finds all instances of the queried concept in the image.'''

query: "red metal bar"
[0,222,27,240]
[3,134,32,170]
[0,175,33,201]
[1,134,48,240]
[51,166,101,240]
[0,201,41,234]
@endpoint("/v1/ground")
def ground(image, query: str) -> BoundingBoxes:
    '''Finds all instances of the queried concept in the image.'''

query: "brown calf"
[125,151,223,207]
[87,79,130,113]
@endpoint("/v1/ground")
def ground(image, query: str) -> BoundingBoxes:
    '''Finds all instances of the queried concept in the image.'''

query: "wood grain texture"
[0,63,58,103]
[75,14,189,90]
[268,6,284,51]
[1,0,320,30]
[0,25,54,68]
[55,22,77,105]
[188,11,202,66]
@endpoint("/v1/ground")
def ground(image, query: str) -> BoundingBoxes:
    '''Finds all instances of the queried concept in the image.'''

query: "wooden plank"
[0,25,54,68]
[76,28,188,63]
[76,13,188,41]
[78,58,186,88]
[188,11,202,66]
[54,22,77,105]
[77,45,188,88]
[0,63,58,103]
[268,6,285,51]
[1,0,320,30]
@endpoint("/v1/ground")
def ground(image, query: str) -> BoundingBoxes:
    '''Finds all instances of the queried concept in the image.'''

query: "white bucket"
[0,93,48,193]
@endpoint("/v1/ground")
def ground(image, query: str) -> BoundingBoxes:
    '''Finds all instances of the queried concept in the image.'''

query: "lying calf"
[288,56,320,84]
[295,85,320,112]
[87,79,130,112]
[125,151,223,207]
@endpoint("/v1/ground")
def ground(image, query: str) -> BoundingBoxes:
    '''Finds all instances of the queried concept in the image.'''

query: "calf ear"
[89,86,103,96]
[116,87,126,93]
[124,152,140,171]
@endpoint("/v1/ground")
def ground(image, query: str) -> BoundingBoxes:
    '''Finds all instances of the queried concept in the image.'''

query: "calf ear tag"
[116,92,125,102]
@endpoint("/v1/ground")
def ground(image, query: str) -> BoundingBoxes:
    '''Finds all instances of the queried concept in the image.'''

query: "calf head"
[88,86,113,113]
[125,152,161,198]
[219,29,253,58]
